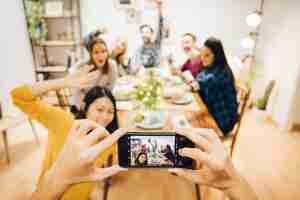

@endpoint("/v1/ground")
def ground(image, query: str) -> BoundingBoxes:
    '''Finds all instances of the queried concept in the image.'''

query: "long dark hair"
[71,86,119,133]
[204,37,235,80]
[88,39,110,74]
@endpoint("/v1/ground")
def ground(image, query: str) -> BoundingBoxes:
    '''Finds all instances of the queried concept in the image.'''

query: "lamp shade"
[241,37,255,49]
[246,12,262,27]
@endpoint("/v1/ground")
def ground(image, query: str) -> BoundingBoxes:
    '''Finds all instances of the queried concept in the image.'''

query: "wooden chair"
[55,89,71,109]
[222,84,251,157]
[0,103,39,164]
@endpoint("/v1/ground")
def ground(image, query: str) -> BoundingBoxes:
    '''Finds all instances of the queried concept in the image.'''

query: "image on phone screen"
[130,135,176,167]
[118,132,195,169]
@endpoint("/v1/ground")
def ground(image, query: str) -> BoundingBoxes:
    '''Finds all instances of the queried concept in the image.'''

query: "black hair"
[163,145,176,163]
[71,86,119,134]
[88,38,110,74]
[84,30,105,51]
[204,37,235,80]
[135,152,148,165]
[183,33,197,42]
[139,24,154,33]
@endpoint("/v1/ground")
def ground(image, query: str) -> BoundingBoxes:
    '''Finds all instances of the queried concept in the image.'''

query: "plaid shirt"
[196,65,238,136]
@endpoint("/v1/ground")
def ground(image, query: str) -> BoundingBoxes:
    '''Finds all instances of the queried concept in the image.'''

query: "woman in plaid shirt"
[194,37,238,136]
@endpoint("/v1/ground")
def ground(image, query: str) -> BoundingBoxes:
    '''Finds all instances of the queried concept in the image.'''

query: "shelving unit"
[42,14,79,19]
[23,0,83,108]
[36,40,76,47]
[36,66,67,73]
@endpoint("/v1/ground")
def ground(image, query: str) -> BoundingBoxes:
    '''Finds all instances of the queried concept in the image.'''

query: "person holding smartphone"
[30,126,257,200]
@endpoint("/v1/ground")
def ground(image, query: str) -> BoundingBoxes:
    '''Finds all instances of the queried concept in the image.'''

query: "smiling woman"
[69,32,119,111]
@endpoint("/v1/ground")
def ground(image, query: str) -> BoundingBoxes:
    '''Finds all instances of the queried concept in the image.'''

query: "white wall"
[291,76,300,124]
[80,0,257,58]
[256,0,300,128]
[0,0,35,115]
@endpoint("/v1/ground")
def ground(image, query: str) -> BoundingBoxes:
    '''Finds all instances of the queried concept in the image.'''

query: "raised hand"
[153,0,163,6]
[65,65,99,89]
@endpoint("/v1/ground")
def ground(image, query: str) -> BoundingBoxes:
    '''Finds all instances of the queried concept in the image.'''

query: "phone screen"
[118,132,194,168]
[130,135,176,168]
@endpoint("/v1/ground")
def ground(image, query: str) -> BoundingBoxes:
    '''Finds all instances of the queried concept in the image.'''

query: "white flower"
[143,97,149,102]
[157,88,161,94]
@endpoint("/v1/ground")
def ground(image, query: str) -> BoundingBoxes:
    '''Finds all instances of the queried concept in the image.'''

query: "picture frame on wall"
[114,0,136,10]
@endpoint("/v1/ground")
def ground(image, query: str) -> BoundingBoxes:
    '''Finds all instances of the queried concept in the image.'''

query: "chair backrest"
[55,90,70,109]
[229,85,251,156]
[228,84,250,137]
[236,84,250,116]
[0,102,2,119]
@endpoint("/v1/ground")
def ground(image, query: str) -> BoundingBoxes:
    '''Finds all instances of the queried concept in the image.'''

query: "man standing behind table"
[132,0,165,73]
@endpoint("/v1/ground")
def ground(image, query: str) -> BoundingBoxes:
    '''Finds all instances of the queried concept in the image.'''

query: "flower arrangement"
[134,70,163,110]
[24,0,48,41]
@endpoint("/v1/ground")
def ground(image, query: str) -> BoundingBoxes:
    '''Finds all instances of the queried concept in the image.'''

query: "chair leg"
[28,119,40,145]
[230,125,241,157]
[195,183,201,200]
[2,130,10,164]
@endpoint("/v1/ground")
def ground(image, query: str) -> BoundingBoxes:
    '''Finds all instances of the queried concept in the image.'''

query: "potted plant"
[24,0,48,42]
[133,70,165,124]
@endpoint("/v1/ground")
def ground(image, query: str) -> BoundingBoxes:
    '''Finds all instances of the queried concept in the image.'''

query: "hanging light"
[241,37,255,49]
[233,56,244,69]
[246,11,262,27]
[241,32,258,49]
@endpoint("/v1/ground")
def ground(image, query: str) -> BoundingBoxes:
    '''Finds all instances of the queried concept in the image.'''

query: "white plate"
[172,94,194,105]
[135,111,167,129]
[135,121,165,130]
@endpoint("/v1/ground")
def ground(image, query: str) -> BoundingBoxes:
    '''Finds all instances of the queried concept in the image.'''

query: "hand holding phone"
[118,132,195,169]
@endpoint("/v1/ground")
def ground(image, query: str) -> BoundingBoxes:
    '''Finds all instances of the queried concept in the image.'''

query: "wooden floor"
[0,110,300,200]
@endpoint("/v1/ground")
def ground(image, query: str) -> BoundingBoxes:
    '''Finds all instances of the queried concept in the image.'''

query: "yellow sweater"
[11,85,115,200]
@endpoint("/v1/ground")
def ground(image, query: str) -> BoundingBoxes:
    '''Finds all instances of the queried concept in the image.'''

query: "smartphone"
[118,132,195,169]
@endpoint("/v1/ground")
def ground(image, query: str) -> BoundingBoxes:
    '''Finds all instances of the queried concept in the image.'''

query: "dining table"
[97,72,218,200]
